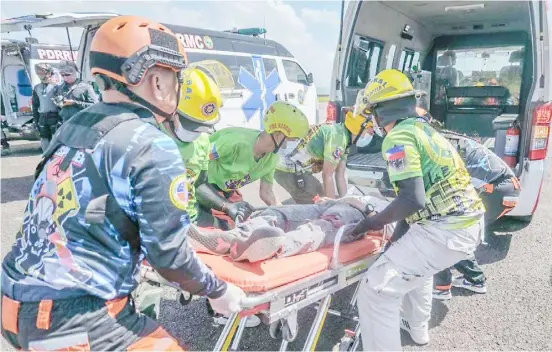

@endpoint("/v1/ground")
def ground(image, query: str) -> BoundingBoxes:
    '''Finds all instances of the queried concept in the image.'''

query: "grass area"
[318,95,330,102]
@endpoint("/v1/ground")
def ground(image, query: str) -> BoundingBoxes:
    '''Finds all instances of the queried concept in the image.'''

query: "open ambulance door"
[1,13,119,81]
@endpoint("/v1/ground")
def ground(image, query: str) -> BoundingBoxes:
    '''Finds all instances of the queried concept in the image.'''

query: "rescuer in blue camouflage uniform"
[1,16,244,351]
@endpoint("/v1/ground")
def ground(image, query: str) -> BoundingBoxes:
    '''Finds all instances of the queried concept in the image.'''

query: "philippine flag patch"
[209,145,220,160]
[386,145,406,170]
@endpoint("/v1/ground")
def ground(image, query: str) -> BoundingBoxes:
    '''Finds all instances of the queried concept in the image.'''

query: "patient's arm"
[260,179,280,206]
[335,161,348,198]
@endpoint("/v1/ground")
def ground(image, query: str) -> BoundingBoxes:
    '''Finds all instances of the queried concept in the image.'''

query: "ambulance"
[328,1,551,222]
[0,36,78,140]
[1,13,320,132]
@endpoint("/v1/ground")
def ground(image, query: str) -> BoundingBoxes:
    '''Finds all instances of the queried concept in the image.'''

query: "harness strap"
[83,152,140,251]
[33,103,153,252]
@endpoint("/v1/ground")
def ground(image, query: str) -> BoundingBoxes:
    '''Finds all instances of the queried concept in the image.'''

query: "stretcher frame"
[139,225,383,351]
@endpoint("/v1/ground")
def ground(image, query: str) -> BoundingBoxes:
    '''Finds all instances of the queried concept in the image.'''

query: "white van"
[170,26,320,129]
[0,38,78,140]
[2,13,319,131]
[328,1,551,221]
[2,13,320,132]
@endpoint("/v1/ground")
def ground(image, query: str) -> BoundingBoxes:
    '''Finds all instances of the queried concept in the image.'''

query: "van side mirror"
[307,73,314,85]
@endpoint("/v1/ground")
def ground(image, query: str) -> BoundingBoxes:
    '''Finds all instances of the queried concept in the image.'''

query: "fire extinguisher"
[504,121,521,168]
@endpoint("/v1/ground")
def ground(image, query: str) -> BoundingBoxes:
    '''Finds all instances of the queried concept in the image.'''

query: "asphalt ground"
[1,140,552,351]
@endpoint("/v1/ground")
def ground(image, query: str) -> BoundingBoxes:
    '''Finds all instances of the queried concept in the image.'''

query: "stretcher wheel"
[332,336,355,352]
[177,291,192,306]
[269,319,297,342]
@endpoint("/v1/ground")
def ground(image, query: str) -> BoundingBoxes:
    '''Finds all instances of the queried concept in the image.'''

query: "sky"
[1,0,346,94]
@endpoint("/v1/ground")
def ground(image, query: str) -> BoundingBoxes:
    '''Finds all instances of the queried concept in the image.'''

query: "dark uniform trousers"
[434,175,521,288]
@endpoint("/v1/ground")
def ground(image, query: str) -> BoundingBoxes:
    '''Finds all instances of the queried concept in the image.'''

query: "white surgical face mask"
[174,124,201,142]
[355,133,373,147]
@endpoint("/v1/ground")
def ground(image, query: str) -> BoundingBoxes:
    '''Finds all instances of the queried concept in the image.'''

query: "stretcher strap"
[511,177,521,190]
[482,183,494,194]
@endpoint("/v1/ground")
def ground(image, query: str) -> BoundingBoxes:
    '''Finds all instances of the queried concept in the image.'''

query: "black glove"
[223,201,255,222]
[349,217,384,239]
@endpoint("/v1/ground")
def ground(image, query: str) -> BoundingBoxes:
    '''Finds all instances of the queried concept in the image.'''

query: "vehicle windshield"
[434,45,525,106]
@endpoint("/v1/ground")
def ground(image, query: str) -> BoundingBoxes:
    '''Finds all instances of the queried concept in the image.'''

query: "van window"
[386,45,396,69]
[236,56,254,74]
[283,60,308,85]
[399,49,415,72]
[346,36,384,87]
[412,52,420,69]
[186,52,240,83]
[434,46,525,105]
[263,58,278,75]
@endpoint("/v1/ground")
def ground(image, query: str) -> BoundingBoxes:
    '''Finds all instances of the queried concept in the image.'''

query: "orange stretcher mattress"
[198,234,384,293]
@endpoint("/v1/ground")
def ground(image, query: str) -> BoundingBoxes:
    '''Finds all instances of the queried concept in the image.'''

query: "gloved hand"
[349,217,384,239]
[223,201,255,222]
[208,282,246,316]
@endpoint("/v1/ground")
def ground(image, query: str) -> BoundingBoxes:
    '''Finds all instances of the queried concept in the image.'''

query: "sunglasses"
[61,73,73,77]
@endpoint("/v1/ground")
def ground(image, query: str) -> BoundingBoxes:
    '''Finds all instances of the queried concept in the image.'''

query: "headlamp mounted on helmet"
[121,44,187,86]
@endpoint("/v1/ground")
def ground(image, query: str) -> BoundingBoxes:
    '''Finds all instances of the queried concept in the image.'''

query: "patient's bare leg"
[274,219,334,258]
[275,203,366,259]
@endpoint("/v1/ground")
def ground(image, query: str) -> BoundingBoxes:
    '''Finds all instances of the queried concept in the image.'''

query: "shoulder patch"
[386,145,407,170]
[333,147,344,160]
[209,144,220,160]
[169,174,189,210]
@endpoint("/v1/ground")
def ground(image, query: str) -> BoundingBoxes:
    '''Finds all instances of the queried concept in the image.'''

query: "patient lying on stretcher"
[187,194,395,263]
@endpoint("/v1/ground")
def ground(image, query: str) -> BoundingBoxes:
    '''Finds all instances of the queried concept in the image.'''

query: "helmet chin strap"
[271,133,286,154]
[352,121,369,145]
[371,111,387,137]
[116,83,174,119]
[109,72,184,121]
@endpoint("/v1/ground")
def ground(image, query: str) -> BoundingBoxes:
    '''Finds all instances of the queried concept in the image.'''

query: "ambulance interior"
[1,40,34,120]
[346,1,538,168]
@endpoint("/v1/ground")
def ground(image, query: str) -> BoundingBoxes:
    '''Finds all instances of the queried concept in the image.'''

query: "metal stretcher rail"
[234,224,369,310]
[139,225,384,352]
[212,226,383,351]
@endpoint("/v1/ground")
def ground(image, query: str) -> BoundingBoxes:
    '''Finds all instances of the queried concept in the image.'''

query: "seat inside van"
[346,1,534,153]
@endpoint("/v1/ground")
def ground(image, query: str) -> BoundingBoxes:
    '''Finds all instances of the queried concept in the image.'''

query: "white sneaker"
[432,287,452,300]
[452,275,487,294]
[213,314,261,328]
[400,319,429,345]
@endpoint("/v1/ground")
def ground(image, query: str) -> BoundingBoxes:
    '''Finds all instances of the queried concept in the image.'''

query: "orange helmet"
[89,15,187,86]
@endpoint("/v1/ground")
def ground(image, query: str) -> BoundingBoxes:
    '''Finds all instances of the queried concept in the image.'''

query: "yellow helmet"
[177,67,223,133]
[363,69,416,106]
[262,101,309,138]
[346,90,373,135]
[345,111,374,135]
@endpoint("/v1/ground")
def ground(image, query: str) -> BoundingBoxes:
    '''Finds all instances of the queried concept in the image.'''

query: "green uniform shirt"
[277,123,350,173]
[382,118,484,229]
[159,124,210,221]
[208,127,279,191]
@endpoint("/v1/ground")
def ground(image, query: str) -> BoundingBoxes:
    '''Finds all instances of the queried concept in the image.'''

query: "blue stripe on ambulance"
[238,55,281,129]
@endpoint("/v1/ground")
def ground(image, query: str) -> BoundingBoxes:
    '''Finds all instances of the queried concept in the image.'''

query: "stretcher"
[140,225,385,351]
